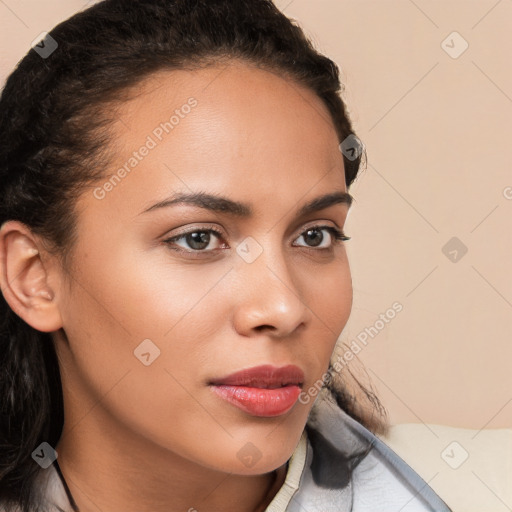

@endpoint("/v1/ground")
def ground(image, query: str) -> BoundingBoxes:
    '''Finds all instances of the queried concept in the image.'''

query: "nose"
[231,240,312,338]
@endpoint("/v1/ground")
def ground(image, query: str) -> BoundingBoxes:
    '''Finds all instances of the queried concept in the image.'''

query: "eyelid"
[298,219,342,233]
[162,219,344,242]
[163,223,227,239]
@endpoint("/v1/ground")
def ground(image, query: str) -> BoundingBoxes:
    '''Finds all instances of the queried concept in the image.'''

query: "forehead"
[83,59,347,221]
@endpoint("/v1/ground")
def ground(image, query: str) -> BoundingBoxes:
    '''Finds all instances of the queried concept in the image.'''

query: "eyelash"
[162,224,350,257]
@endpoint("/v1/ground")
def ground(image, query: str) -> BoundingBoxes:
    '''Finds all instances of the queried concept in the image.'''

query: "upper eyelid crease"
[167,222,343,239]
[139,190,353,218]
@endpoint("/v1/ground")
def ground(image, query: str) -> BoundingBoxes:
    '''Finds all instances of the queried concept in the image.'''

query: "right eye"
[163,227,227,255]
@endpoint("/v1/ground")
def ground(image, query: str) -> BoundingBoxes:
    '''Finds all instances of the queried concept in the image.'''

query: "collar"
[267,392,453,511]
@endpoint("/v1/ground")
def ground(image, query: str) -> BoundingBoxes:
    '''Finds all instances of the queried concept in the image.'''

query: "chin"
[227,429,302,475]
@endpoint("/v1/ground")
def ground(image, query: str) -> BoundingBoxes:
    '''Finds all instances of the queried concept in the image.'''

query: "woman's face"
[52,60,353,475]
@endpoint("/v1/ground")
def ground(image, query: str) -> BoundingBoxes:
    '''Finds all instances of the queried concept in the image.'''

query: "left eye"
[163,225,350,254]
[294,226,350,249]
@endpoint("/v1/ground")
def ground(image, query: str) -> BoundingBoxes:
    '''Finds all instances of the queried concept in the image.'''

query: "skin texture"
[0,60,353,512]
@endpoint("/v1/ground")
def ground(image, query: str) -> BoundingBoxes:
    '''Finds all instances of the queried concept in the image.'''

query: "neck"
[55,407,289,512]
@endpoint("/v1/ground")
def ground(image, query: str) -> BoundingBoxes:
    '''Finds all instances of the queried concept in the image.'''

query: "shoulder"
[286,394,453,512]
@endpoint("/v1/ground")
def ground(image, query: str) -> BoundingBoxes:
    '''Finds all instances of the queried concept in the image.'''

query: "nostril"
[255,324,276,332]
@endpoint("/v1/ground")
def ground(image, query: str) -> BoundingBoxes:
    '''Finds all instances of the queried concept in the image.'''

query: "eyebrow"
[139,190,353,218]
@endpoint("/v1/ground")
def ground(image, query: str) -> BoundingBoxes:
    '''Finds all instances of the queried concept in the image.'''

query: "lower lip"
[210,385,302,417]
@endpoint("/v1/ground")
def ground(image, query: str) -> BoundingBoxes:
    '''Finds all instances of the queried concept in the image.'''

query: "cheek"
[305,255,353,331]
[305,259,353,372]
[57,265,228,461]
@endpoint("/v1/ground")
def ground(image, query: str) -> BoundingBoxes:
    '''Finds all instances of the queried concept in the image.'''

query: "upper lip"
[209,364,305,389]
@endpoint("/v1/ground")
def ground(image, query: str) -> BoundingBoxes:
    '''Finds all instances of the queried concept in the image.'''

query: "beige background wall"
[1,0,510,429]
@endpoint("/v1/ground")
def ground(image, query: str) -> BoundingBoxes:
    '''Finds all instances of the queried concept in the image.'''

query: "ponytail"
[0,295,64,509]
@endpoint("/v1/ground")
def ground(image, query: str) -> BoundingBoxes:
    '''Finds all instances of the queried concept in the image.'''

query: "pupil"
[187,231,210,250]
[305,229,322,247]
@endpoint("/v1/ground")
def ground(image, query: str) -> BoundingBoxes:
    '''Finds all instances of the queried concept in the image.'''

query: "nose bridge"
[237,233,295,290]
[232,233,310,333]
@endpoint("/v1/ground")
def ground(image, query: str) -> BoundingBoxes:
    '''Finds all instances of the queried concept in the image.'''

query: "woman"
[0,1,452,511]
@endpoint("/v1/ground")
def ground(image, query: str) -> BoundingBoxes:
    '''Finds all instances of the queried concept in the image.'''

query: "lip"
[209,364,305,388]
[208,364,305,417]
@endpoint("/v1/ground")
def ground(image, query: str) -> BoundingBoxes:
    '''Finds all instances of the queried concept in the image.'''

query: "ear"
[0,220,63,332]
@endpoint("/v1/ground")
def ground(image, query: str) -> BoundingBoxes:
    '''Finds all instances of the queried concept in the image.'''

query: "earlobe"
[0,220,63,333]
